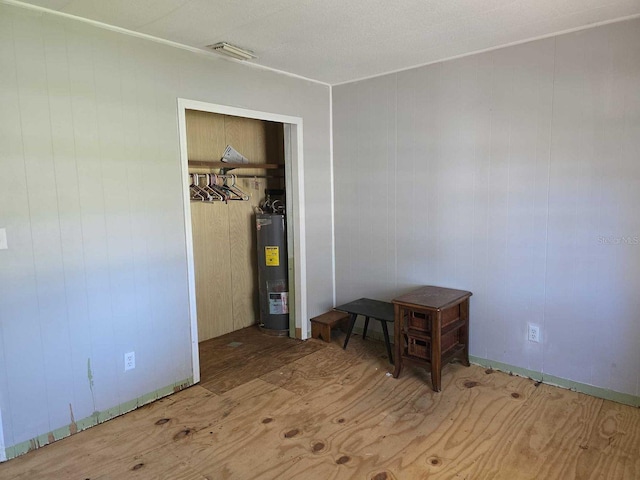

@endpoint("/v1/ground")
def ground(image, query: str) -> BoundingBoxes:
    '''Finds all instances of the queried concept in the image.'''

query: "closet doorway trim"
[177,98,307,384]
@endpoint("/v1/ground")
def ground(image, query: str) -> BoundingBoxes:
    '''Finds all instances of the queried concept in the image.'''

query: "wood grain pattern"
[92,446,205,480]
[198,325,321,395]
[4,329,636,479]
[224,115,268,331]
[187,110,284,340]
[224,114,266,162]
[574,399,640,479]
[191,200,234,341]
[266,120,286,190]
[0,387,212,479]
[260,338,389,396]
[227,199,259,331]
[185,109,225,162]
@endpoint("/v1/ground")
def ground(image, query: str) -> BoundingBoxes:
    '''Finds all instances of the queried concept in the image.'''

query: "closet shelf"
[188,160,284,170]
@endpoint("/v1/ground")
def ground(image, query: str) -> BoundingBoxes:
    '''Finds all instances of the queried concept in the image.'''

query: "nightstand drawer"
[407,310,431,332]
[406,328,460,360]
[408,336,429,359]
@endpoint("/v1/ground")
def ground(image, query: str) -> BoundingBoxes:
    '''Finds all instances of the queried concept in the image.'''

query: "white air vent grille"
[206,42,256,60]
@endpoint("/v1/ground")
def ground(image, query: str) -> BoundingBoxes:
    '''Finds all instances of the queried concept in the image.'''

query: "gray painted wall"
[333,19,640,397]
[0,4,331,452]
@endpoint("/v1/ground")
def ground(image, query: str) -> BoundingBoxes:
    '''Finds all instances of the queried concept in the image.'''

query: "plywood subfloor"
[2,328,639,479]
[198,326,325,395]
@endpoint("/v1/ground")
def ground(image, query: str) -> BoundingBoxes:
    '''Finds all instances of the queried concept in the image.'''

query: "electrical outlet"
[124,351,135,371]
[528,324,541,343]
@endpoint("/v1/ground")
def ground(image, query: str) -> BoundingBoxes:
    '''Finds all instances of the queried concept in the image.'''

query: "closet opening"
[177,99,307,385]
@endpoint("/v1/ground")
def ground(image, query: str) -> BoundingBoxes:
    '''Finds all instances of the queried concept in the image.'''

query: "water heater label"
[269,292,289,314]
[265,246,279,266]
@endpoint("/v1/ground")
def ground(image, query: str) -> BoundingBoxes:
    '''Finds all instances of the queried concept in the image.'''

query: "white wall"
[333,19,640,398]
[0,3,332,454]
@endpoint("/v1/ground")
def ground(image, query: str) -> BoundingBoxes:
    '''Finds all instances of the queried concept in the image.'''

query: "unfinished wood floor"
[1,326,638,479]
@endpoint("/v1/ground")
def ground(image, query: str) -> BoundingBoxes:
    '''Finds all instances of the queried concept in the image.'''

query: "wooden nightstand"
[392,286,472,391]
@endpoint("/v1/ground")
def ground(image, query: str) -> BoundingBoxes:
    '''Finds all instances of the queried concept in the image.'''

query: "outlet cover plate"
[124,351,135,371]
[528,324,541,343]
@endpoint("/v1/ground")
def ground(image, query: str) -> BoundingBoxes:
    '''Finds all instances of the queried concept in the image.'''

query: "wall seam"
[541,37,558,377]
[13,7,48,448]
[393,74,398,289]
[64,15,95,421]
[90,27,119,403]
[329,85,336,306]
[42,9,75,438]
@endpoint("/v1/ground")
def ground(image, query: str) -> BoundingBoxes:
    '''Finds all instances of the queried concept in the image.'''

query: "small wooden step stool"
[310,310,350,343]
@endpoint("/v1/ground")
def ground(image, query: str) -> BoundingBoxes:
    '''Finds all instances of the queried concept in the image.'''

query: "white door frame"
[177,98,308,384]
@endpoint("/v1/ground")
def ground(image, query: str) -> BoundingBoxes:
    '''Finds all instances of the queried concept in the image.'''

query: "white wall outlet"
[124,351,135,371]
[0,228,8,250]
[528,324,541,343]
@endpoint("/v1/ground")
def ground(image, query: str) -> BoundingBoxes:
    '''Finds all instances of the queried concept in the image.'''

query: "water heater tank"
[256,213,289,333]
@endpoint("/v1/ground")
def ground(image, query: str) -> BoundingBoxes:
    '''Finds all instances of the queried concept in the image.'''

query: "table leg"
[392,304,403,378]
[362,317,370,340]
[381,320,393,364]
[431,310,442,392]
[460,299,470,366]
[342,313,358,350]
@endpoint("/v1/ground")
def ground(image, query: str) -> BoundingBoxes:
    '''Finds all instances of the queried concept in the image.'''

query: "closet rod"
[188,172,283,179]
[219,173,284,179]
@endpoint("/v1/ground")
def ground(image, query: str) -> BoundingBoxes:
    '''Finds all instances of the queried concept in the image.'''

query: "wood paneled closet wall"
[187,110,285,342]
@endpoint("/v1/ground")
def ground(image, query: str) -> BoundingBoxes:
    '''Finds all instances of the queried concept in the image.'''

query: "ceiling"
[17,0,640,85]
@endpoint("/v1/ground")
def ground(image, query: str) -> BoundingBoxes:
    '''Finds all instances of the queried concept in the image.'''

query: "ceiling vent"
[206,42,256,61]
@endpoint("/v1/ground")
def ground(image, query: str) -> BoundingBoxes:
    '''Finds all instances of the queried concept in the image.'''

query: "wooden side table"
[335,298,395,364]
[392,286,472,391]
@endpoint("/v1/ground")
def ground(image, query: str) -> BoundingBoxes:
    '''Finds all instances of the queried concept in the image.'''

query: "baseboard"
[470,356,639,408]
[339,329,639,408]
[2,376,193,462]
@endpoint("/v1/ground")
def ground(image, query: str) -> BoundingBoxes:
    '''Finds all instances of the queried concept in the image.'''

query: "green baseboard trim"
[3,376,194,462]
[469,356,639,408]
[336,332,639,408]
